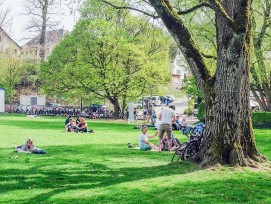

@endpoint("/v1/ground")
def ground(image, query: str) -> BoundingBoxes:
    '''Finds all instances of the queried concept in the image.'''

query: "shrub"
[197,101,205,122]
[252,112,271,128]
[184,99,194,115]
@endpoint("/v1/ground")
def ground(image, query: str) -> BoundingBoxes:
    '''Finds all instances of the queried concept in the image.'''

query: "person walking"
[158,105,176,151]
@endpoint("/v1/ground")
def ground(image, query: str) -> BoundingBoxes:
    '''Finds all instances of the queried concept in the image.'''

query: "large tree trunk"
[148,0,265,166]
[108,97,121,117]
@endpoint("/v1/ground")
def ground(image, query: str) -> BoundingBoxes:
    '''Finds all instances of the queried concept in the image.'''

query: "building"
[22,29,68,60]
[0,27,21,54]
[20,95,46,106]
[170,49,189,90]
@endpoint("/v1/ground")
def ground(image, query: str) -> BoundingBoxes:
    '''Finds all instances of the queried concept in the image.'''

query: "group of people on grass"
[139,105,183,152]
[65,115,91,133]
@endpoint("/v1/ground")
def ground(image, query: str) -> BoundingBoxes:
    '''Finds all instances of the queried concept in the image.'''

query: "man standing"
[158,105,176,151]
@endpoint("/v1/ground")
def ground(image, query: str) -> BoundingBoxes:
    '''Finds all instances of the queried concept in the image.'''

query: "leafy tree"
[41,4,170,113]
[0,48,24,109]
[100,0,265,167]
[251,0,271,111]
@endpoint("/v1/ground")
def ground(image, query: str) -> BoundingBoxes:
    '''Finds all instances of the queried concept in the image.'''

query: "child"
[138,126,160,151]
[65,118,76,132]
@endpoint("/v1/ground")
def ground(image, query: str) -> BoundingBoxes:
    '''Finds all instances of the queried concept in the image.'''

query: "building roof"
[24,29,68,48]
[0,27,21,49]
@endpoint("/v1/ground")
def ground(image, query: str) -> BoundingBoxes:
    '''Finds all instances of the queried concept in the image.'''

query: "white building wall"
[37,96,46,106]
[20,96,31,106]
[20,95,46,106]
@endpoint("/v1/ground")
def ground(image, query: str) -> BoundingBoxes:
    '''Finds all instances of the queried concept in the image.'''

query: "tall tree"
[23,0,60,61]
[101,0,265,167]
[41,6,170,113]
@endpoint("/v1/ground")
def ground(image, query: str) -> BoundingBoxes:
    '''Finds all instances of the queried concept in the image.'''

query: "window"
[30,97,37,106]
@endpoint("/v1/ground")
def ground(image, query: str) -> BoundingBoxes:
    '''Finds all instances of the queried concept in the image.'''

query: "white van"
[151,96,162,106]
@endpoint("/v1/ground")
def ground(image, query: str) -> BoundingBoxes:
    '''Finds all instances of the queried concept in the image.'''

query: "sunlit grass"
[0,114,270,204]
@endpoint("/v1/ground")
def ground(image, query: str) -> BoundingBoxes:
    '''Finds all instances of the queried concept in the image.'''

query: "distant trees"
[0,48,24,108]
[41,1,170,113]
[251,0,271,111]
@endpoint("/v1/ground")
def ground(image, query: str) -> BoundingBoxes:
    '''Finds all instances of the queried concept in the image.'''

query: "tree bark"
[148,0,265,166]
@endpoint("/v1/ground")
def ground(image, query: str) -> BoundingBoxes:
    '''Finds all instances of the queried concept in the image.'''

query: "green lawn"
[0,115,270,204]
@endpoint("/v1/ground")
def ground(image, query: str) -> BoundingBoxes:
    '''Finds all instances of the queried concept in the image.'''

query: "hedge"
[252,112,271,128]
[196,104,271,128]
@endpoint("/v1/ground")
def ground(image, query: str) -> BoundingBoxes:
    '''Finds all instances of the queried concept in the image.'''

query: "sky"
[2,0,79,46]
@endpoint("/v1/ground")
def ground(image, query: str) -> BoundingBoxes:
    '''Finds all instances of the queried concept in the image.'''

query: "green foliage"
[183,76,202,99]
[0,115,271,203]
[197,101,206,122]
[184,98,194,115]
[0,50,25,104]
[252,112,271,128]
[41,3,170,111]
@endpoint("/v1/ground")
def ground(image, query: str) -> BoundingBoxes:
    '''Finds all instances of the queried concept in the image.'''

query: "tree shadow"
[1,144,199,203]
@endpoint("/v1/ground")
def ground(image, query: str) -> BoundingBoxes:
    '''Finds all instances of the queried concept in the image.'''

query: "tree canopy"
[41,2,170,112]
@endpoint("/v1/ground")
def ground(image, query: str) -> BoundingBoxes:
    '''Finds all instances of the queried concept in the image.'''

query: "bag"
[32,149,46,154]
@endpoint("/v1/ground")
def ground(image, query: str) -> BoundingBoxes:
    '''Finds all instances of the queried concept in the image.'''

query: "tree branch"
[208,0,235,27]
[177,3,212,15]
[100,0,159,19]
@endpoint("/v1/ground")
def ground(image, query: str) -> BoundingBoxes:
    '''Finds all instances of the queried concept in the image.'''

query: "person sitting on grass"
[15,138,46,154]
[160,133,181,151]
[65,115,72,126]
[75,116,88,133]
[65,118,76,132]
[138,126,160,151]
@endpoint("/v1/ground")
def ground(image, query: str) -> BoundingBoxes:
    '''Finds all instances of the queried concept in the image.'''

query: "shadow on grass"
[1,143,271,203]
[0,144,198,202]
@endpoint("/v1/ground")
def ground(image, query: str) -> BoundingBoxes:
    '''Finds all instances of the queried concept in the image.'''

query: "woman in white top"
[139,126,160,151]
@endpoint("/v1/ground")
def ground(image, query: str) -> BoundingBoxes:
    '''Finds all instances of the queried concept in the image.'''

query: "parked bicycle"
[172,123,205,162]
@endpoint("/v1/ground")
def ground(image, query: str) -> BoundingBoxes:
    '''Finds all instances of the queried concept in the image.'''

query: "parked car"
[134,100,143,109]
[151,96,162,106]
[165,95,176,101]
[89,104,107,113]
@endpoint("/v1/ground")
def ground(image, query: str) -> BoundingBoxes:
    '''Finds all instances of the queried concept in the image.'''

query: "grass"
[0,114,271,204]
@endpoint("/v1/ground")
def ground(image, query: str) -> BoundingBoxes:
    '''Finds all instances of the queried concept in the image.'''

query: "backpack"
[32,149,46,154]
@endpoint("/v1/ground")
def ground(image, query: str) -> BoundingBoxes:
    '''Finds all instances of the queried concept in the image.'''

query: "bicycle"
[171,125,205,162]
[181,126,205,160]
[171,126,193,162]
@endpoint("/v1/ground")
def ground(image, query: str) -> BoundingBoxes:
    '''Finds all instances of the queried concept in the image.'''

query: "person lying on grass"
[15,138,46,154]
[138,125,160,151]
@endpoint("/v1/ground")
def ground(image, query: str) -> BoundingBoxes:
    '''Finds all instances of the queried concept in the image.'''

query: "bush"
[197,101,205,122]
[184,99,194,115]
[252,112,271,128]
